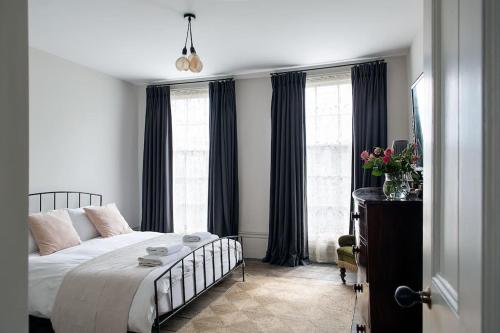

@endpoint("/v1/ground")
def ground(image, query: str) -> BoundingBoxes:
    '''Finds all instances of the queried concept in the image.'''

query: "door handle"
[394,286,432,309]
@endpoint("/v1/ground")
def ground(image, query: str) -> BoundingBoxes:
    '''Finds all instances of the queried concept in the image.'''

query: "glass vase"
[383,172,410,200]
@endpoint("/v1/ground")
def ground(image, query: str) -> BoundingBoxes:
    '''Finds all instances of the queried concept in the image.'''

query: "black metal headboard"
[28,191,103,213]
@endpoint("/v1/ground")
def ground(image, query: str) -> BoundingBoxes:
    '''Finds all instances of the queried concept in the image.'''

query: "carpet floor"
[160,260,356,333]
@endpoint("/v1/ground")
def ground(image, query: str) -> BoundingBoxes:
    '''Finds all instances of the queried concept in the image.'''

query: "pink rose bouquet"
[360,144,418,176]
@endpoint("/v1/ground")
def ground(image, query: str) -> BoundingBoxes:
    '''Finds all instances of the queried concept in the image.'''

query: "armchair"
[337,235,358,284]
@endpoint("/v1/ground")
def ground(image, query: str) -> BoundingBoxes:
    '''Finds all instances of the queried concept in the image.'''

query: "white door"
[419,0,486,332]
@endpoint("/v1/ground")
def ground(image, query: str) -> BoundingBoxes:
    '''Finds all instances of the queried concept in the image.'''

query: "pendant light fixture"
[175,13,203,73]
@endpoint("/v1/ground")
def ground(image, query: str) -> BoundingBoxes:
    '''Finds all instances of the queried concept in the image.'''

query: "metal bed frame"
[29,190,103,212]
[28,191,245,333]
[152,235,245,332]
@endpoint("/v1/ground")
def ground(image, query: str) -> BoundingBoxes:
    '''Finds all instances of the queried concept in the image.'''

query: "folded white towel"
[138,256,165,267]
[146,243,183,256]
[138,246,190,267]
[182,232,213,243]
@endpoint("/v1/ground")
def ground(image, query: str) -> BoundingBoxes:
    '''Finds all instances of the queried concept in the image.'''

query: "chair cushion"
[337,246,356,265]
[338,235,356,247]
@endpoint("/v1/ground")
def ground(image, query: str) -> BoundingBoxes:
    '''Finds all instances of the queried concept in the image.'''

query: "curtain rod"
[148,77,234,88]
[270,58,385,75]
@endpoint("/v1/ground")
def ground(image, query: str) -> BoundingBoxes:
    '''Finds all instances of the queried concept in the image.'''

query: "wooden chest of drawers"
[352,188,422,333]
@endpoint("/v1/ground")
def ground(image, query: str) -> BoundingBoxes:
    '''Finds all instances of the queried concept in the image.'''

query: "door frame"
[423,0,500,332]
[421,0,442,316]
[483,0,500,331]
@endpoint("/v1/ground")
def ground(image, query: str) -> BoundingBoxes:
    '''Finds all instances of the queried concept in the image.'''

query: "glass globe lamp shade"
[181,57,190,71]
[188,53,203,73]
[193,59,203,73]
[175,56,190,71]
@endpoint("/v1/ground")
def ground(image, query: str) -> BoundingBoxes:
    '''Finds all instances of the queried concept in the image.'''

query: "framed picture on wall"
[411,73,424,168]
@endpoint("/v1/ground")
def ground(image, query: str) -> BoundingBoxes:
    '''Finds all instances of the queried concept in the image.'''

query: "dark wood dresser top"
[352,187,422,205]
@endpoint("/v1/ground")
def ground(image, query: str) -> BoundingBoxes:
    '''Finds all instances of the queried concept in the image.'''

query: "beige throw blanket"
[51,234,186,333]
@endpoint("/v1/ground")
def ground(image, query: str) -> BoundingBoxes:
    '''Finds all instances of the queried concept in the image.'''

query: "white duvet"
[29,231,242,333]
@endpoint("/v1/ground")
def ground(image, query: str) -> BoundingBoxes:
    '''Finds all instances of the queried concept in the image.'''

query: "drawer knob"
[351,212,360,220]
[356,324,366,332]
[353,283,363,292]
[352,245,360,254]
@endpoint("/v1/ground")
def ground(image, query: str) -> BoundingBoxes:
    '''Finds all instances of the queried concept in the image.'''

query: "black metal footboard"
[152,235,245,332]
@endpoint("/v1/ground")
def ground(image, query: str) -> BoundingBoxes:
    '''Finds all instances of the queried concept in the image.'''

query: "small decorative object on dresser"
[391,139,409,154]
[351,187,422,333]
[360,144,419,200]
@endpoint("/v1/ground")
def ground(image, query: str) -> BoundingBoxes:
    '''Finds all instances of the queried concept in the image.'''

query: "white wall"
[137,86,146,216]
[29,48,140,227]
[409,30,424,84]
[407,16,424,142]
[235,78,272,258]
[0,0,29,331]
[387,55,411,143]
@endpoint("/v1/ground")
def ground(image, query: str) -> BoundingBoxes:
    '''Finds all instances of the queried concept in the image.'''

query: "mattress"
[28,231,242,333]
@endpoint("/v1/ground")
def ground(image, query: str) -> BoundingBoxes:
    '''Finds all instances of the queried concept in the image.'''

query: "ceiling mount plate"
[184,13,196,20]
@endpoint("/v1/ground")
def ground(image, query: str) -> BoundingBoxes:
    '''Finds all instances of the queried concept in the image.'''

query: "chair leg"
[340,267,346,284]
[242,262,246,282]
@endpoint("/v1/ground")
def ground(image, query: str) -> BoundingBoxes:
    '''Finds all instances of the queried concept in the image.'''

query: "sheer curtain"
[171,87,209,234]
[306,73,352,263]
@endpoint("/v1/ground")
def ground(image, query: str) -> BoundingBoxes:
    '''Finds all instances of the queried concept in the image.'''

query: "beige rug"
[162,263,355,333]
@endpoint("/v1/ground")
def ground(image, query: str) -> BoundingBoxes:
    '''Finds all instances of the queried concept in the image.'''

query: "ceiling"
[29,0,422,84]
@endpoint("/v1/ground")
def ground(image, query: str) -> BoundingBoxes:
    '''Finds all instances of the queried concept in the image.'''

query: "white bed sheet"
[28,231,242,333]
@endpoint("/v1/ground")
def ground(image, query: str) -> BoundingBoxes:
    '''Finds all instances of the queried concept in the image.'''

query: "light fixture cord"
[183,18,191,50]
[189,17,194,49]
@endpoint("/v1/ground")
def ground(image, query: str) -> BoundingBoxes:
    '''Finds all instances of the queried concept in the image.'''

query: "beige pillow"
[28,210,82,256]
[84,203,133,237]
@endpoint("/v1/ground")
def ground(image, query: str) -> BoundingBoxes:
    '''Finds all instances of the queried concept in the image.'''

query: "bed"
[28,191,245,333]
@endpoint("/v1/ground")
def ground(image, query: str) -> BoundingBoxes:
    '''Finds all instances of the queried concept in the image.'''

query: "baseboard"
[238,231,268,238]
[238,232,268,259]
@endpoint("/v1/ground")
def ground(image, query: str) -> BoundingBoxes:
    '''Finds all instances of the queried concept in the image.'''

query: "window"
[305,73,352,263]
[171,87,209,234]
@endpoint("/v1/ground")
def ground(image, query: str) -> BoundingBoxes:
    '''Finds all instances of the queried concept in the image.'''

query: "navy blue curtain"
[350,61,387,232]
[263,72,309,267]
[207,80,239,237]
[141,86,174,233]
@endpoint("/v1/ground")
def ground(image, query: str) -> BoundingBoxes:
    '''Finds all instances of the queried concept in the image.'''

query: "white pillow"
[67,207,100,241]
[29,230,38,253]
